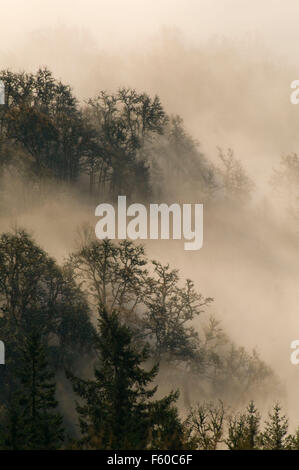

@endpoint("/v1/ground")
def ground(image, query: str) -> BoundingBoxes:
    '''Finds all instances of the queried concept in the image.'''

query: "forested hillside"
[0,68,295,450]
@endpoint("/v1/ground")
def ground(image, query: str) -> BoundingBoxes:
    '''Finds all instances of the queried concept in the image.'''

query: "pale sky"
[2,0,299,63]
[2,0,299,185]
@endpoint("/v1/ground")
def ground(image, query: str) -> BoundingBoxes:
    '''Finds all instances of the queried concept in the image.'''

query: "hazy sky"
[2,1,299,185]
[2,0,299,63]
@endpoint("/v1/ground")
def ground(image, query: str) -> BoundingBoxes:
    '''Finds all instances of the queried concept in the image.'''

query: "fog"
[2,0,299,427]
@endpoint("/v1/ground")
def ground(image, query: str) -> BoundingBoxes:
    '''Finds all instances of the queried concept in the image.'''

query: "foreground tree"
[260,403,289,450]
[0,229,96,414]
[0,333,64,450]
[68,307,186,450]
[226,401,261,450]
[185,401,225,450]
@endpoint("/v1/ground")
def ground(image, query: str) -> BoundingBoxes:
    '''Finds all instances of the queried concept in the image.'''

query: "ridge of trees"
[0,68,254,204]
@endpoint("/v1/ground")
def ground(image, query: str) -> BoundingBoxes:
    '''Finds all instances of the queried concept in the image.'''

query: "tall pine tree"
[3,333,65,450]
[68,308,185,450]
[260,403,288,450]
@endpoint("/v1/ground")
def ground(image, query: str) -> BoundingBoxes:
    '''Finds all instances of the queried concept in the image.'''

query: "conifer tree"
[69,308,185,450]
[244,401,261,450]
[260,403,288,450]
[285,427,299,450]
[0,398,25,450]
[226,401,261,450]
[15,333,64,450]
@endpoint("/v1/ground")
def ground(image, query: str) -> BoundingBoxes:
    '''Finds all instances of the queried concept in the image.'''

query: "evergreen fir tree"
[261,403,288,450]
[226,401,261,450]
[15,333,64,449]
[68,308,185,449]
[0,398,25,450]
[245,401,261,450]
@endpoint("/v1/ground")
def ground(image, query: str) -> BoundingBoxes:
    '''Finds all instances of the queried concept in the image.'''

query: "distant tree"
[270,153,299,219]
[143,261,213,361]
[69,238,148,325]
[0,68,89,181]
[149,115,218,200]
[204,342,275,402]
[217,147,254,203]
[86,88,168,199]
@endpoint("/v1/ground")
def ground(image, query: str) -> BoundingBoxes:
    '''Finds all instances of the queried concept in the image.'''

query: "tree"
[70,238,213,361]
[226,413,247,450]
[270,153,299,220]
[68,307,185,450]
[285,427,299,450]
[243,401,261,450]
[0,229,96,404]
[143,261,213,361]
[260,403,289,450]
[0,333,64,450]
[149,392,189,450]
[185,401,225,450]
[217,147,254,204]
[226,401,261,450]
[70,238,147,324]
[0,397,25,450]
[0,68,88,182]
[203,341,275,403]
[86,88,168,199]
[150,115,218,200]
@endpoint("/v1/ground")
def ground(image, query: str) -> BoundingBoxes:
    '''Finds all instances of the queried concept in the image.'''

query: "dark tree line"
[185,400,299,450]
[0,69,167,200]
[0,68,254,204]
